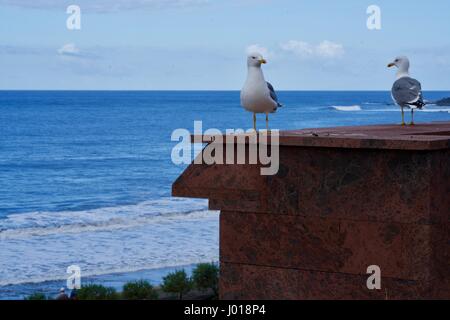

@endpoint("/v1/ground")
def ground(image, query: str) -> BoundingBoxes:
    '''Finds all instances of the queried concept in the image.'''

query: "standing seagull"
[241,53,282,132]
[388,56,425,126]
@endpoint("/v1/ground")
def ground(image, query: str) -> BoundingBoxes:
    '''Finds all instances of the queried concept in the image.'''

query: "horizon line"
[1,89,450,92]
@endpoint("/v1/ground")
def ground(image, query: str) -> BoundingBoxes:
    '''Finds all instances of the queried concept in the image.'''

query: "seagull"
[241,52,282,132]
[388,56,425,126]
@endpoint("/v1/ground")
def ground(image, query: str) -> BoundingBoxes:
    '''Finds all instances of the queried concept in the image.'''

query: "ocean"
[1,90,450,299]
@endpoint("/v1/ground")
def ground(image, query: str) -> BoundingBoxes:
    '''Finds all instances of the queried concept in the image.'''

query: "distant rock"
[434,97,450,106]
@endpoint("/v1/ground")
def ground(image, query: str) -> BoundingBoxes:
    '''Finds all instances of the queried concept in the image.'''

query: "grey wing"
[391,77,423,107]
[267,82,283,108]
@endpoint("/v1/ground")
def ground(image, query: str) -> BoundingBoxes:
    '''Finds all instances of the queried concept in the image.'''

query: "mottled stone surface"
[264,147,438,224]
[220,212,449,282]
[220,263,449,300]
[193,122,450,150]
[172,122,450,300]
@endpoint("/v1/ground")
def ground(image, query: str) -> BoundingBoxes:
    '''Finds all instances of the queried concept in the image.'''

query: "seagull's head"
[247,53,267,68]
[388,56,410,71]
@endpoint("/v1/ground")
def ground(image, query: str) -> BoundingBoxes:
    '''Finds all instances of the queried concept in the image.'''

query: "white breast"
[241,68,277,113]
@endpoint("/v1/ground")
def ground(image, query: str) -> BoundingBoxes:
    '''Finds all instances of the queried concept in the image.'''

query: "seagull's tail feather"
[407,92,426,109]
[271,102,283,113]
[409,98,426,109]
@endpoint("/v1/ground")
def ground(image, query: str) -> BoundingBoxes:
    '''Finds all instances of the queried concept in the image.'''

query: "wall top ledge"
[192,122,450,151]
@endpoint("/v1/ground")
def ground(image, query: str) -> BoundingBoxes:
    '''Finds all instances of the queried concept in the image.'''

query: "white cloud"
[0,0,209,12]
[280,40,344,59]
[57,43,80,56]
[57,43,99,60]
[316,40,345,58]
[245,44,273,58]
[280,40,314,58]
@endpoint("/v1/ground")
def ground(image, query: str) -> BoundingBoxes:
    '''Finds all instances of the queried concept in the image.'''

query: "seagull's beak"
[387,62,395,68]
[260,58,267,64]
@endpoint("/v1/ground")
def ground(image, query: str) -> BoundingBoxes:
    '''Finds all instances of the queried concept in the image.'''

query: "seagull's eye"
[252,56,256,59]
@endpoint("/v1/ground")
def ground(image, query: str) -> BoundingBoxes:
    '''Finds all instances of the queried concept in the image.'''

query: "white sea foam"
[0,198,208,239]
[0,209,213,239]
[370,109,401,112]
[331,105,362,111]
[420,108,450,113]
[0,198,220,287]
[362,102,384,105]
[364,107,450,113]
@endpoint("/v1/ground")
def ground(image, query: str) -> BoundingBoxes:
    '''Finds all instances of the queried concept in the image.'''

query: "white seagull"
[388,56,425,126]
[241,52,282,131]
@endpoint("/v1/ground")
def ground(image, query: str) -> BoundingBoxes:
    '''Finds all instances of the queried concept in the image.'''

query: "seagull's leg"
[265,113,269,132]
[253,113,256,132]
[410,109,415,126]
[401,107,405,126]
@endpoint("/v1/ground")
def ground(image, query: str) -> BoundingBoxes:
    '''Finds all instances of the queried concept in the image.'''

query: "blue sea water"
[1,90,450,299]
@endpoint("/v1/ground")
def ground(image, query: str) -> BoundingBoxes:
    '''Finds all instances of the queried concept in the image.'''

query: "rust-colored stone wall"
[173,123,450,299]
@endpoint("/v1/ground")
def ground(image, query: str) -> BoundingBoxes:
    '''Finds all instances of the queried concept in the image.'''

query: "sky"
[1,0,450,90]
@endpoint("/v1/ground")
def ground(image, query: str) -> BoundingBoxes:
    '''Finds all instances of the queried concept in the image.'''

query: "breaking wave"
[0,198,220,287]
[331,105,362,111]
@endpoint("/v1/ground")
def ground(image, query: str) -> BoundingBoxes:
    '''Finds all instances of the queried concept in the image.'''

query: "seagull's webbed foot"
[409,122,415,126]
